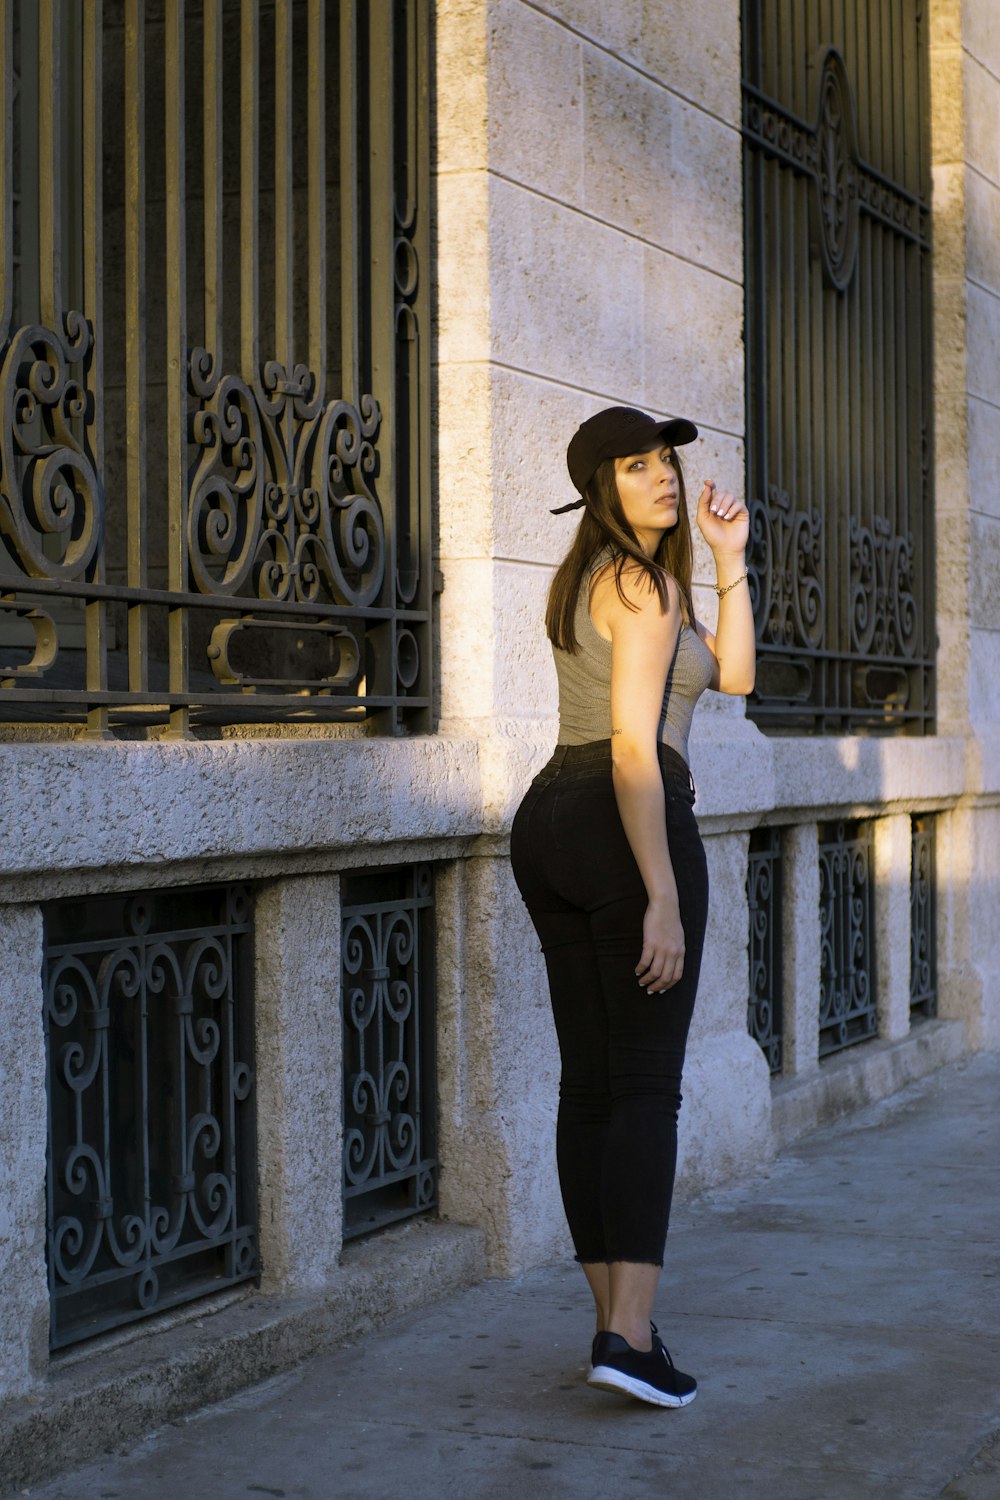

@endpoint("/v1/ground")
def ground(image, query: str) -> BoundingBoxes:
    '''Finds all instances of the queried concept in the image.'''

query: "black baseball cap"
[553,406,699,514]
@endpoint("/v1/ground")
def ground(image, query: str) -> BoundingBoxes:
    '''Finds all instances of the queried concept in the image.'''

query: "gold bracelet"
[714,568,748,599]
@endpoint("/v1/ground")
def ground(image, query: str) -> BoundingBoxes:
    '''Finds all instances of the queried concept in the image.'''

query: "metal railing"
[747,826,783,1075]
[0,0,432,737]
[341,862,437,1240]
[818,819,877,1057]
[43,883,257,1349]
[742,0,934,733]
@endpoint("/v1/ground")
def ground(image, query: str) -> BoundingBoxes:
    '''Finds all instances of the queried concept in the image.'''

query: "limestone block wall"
[434,0,1000,1217]
[0,907,47,1398]
[960,5,1000,732]
[438,0,745,741]
[928,0,1000,1049]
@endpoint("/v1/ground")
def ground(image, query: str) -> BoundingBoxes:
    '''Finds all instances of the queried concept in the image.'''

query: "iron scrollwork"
[747,828,783,1075]
[341,864,437,1239]
[188,354,386,697]
[814,49,859,292]
[44,885,257,1349]
[0,315,102,583]
[748,483,824,652]
[188,353,385,611]
[818,822,877,1057]
[849,515,918,660]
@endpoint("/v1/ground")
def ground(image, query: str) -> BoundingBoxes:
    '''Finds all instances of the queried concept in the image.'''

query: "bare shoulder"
[591,558,678,611]
[590,557,680,641]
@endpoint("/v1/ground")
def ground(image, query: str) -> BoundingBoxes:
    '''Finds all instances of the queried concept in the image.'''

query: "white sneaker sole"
[588,1363,697,1408]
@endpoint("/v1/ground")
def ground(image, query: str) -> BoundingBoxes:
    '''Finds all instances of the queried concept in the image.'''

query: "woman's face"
[613,443,680,554]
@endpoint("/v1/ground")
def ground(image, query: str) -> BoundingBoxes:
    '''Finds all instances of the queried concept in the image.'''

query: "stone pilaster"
[254,877,343,1291]
[874,814,915,1043]
[0,904,47,1394]
[781,822,821,1078]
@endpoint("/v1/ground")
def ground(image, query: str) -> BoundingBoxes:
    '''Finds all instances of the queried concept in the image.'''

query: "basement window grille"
[341,862,437,1241]
[910,814,937,1020]
[43,884,257,1350]
[818,821,877,1057]
[747,826,783,1075]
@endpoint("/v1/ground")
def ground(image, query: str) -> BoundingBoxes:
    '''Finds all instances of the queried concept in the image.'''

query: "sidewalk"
[15,1051,1000,1500]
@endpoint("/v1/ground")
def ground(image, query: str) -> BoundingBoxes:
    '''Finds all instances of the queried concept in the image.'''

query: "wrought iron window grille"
[747,826,783,1075]
[0,0,432,738]
[910,814,937,1020]
[742,1,934,734]
[341,862,437,1241]
[818,820,877,1058]
[43,883,257,1351]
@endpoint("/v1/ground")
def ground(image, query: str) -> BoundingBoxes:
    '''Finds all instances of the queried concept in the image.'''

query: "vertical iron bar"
[274,0,293,379]
[307,0,325,391]
[856,0,868,163]
[82,0,108,737]
[0,0,11,344]
[860,208,873,656]
[37,2,61,331]
[203,0,223,371]
[274,0,294,503]
[340,0,358,404]
[748,0,767,514]
[412,0,431,723]
[219,923,231,1276]
[139,931,151,1289]
[224,923,236,1261]
[240,0,259,386]
[367,0,396,728]
[125,0,148,697]
[836,1,848,716]
[164,0,190,738]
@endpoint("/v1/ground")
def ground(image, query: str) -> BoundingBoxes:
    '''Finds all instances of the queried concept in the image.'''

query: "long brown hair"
[545,450,695,651]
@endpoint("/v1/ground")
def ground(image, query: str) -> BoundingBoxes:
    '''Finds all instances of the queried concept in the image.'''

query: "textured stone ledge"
[770,1020,968,1150]
[1,724,992,895]
[0,735,484,889]
[0,1219,486,1496]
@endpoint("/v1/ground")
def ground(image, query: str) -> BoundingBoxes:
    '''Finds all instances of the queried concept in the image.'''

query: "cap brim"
[653,417,699,449]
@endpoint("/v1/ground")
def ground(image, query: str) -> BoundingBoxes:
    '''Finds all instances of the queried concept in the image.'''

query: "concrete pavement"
[12,1049,1000,1500]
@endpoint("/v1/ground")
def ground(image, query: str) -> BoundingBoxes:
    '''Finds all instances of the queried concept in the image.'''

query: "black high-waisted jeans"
[510,739,708,1266]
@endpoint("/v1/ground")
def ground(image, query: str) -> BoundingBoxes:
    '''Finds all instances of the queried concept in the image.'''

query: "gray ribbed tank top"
[554,554,714,764]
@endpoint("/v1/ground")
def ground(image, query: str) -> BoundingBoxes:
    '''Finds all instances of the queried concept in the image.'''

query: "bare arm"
[693,480,756,695]
[592,563,686,993]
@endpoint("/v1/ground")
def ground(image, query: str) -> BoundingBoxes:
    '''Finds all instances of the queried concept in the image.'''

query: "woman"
[510,405,755,1409]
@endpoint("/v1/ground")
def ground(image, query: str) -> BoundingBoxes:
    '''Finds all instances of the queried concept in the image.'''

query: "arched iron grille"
[742,0,934,733]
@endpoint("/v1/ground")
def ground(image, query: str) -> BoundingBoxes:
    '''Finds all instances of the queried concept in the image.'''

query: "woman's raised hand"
[696,480,749,556]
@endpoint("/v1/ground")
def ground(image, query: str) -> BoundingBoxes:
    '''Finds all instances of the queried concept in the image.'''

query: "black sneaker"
[588,1319,654,1378]
[588,1330,698,1408]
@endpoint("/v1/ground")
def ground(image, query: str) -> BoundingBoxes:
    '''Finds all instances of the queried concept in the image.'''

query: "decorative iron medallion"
[814,48,859,291]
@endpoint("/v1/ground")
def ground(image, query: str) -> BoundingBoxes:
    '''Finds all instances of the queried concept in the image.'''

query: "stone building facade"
[1,0,998,1486]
